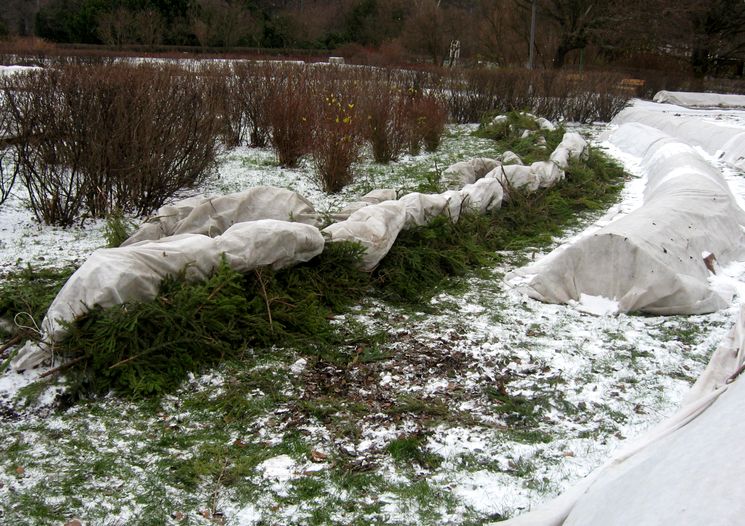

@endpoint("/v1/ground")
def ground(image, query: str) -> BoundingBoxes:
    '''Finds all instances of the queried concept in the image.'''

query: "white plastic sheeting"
[41,220,325,344]
[508,123,745,315]
[123,186,320,245]
[653,90,745,109]
[322,201,407,271]
[502,305,745,526]
[613,105,745,170]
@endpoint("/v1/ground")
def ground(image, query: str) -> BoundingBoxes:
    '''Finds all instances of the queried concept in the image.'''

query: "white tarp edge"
[507,123,745,315]
[500,305,745,526]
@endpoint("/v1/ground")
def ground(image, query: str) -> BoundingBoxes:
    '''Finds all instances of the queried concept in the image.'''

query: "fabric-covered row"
[613,105,745,170]
[442,157,500,188]
[330,189,398,221]
[653,90,745,109]
[123,186,320,245]
[22,220,324,365]
[508,123,745,315]
[322,201,407,271]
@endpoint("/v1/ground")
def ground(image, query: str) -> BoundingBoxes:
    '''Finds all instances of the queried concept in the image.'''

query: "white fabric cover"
[398,192,449,228]
[322,200,406,271]
[536,117,557,131]
[508,123,745,315]
[613,106,745,170]
[461,178,504,213]
[123,187,319,245]
[531,161,565,189]
[331,189,399,221]
[442,158,500,187]
[653,90,745,109]
[361,188,397,204]
[487,164,540,193]
[440,190,467,222]
[331,201,371,222]
[502,305,745,526]
[501,151,524,165]
[549,132,589,169]
[39,220,324,343]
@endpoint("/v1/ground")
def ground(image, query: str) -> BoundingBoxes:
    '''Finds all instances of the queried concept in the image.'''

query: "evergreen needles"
[13,128,626,400]
[59,243,370,398]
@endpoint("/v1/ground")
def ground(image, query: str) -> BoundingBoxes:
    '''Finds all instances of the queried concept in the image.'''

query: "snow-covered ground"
[1,100,745,525]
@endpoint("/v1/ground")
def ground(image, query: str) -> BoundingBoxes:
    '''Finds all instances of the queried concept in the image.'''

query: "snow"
[573,294,619,316]
[2,95,745,524]
[258,454,296,482]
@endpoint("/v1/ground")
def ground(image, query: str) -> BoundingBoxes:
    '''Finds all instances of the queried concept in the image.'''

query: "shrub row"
[1,61,629,226]
[440,68,630,124]
[53,145,626,398]
[2,63,223,226]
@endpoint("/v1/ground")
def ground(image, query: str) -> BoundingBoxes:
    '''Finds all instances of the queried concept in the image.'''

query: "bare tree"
[192,0,258,48]
[402,0,448,65]
[477,0,530,65]
[516,0,617,68]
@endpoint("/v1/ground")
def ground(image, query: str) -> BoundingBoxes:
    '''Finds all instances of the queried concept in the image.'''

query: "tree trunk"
[691,46,710,78]
[553,41,571,68]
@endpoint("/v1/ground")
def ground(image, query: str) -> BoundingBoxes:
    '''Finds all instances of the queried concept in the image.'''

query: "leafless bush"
[360,81,410,163]
[411,91,448,152]
[310,89,363,193]
[441,68,630,124]
[3,63,222,225]
[267,65,314,167]
[0,89,19,207]
[232,62,274,147]
[204,64,247,148]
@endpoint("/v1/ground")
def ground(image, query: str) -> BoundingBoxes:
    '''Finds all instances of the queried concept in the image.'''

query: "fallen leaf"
[64,520,83,526]
[310,450,328,462]
[172,511,185,521]
[14,466,24,476]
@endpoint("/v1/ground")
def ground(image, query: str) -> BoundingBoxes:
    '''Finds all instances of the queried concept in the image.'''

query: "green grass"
[0,265,75,340]
[0,121,636,525]
[387,434,443,469]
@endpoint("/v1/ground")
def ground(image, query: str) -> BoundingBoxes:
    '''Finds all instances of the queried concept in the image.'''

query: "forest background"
[1,0,744,79]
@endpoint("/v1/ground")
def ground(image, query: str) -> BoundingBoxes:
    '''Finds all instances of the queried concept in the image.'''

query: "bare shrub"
[360,81,410,163]
[412,92,448,152]
[205,64,247,147]
[232,62,273,147]
[310,89,363,193]
[4,63,222,225]
[441,67,630,124]
[267,65,314,167]
[0,85,18,207]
